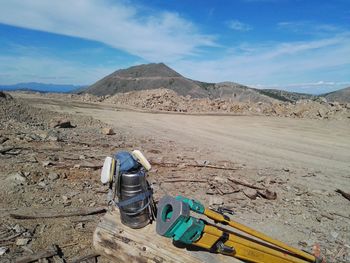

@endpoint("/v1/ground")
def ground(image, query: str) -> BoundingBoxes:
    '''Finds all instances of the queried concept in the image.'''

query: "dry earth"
[1,92,350,263]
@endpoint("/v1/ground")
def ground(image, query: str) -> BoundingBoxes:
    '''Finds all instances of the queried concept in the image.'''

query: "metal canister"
[119,169,151,229]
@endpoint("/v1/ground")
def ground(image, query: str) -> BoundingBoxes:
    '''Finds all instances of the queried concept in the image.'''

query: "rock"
[42,161,53,167]
[0,136,9,144]
[209,196,224,206]
[53,119,75,128]
[330,231,339,241]
[318,108,327,118]
[243,189,258,200]
[102,127,115,135]
[7,172,26,185]
[0,247,8,256]
[13,224,25,233]
[16,238,30,246]
[258,189,277,200]
[62,195,69,202]
[75,222,85,229]
[52,255,65,263]
[23,171,31,177]
[47,135,59,142]
[214,176,227,183]
[48,172,59,181]
[318,97,327,104]
[38,182,46,188]
[27,155,38,163]
[196,160,210,165]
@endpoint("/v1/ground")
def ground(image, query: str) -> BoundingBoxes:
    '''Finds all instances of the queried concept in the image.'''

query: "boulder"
[102,128,115,135]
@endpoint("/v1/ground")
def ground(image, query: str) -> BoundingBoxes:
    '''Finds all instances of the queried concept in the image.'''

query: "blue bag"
[114,151,140,172]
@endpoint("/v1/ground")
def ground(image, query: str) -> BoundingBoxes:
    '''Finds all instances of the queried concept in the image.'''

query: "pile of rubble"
[104,88,350,120]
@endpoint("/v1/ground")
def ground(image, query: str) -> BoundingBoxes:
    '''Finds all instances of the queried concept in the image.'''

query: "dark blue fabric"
[116,190,152,208]
[114,151,140,172]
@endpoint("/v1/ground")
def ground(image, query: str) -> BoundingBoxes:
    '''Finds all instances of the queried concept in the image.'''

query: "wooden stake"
[15,245,58,263]
[10,207,106,220]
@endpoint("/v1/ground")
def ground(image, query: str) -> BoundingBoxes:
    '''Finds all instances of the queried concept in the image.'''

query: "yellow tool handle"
[195,225,311,263]
[204,209,316,262]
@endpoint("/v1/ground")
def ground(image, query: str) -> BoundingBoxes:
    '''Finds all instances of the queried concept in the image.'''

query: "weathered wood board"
[93,210,243,263]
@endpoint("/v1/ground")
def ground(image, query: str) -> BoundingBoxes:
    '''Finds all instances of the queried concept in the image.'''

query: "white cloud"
[0,0,215,61]
[277,21,344,36]
[172,33,350,93]
[0,55,117,85]
[227,20,252,31]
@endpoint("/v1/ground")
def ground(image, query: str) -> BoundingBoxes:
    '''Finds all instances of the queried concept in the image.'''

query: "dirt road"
[22,95,350,190]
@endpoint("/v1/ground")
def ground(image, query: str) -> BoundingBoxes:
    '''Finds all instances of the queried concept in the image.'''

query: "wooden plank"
[93,209,243,263]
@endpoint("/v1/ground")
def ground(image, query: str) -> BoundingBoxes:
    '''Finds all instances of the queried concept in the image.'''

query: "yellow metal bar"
[195,225,310,263]
[204,209,315,262]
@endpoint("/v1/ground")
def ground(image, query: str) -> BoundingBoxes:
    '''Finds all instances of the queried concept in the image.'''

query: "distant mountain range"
[2,65,349,103]
[0,82,85,93]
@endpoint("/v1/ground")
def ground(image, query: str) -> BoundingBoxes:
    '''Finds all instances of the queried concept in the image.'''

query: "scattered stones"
[102,128,115,135]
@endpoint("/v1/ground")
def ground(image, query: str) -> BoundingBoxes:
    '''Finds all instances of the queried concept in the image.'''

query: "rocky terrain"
[104,88,350,120]
[1,91,350,262]
[13,89,350,120]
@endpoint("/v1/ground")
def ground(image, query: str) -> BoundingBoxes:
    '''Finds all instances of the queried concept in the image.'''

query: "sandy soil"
[4,93,350,262]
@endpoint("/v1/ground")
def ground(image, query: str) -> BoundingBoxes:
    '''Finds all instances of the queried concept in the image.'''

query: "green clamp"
[175,195,205,214]
[156,195,205,244]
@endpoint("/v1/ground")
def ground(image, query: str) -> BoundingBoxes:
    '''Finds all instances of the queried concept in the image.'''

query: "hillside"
[83,63,212,98]
[323,86,350,103]
[83,63,277,103]
[257,89,316,102]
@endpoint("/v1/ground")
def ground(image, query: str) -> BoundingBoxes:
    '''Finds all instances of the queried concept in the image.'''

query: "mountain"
[83,63,278,103]
[322,86,350,103]
[83,63,213,98]
[0,82,85,93]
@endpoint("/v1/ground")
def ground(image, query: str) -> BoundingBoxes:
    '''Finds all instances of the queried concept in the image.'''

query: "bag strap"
[116,190,153,208]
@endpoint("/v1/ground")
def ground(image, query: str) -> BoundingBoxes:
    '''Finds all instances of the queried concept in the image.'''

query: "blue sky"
[0,0,349,94]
